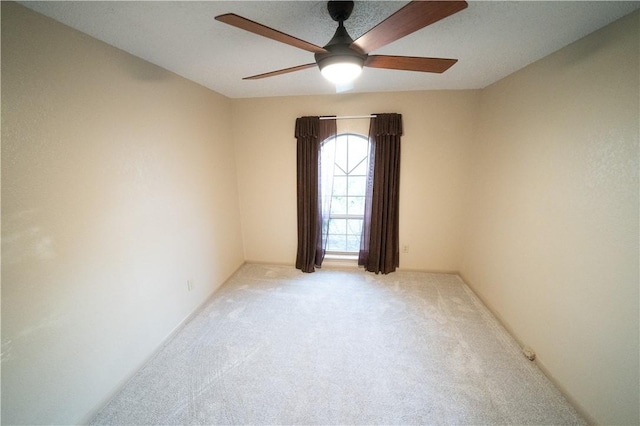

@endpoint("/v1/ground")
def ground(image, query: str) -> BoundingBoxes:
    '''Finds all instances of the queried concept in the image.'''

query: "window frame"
[322,132,370,256]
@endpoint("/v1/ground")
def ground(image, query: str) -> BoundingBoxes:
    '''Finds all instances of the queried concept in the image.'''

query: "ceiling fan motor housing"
[315,19,367,72]
[315,46,366,72]
[327,1,354,22]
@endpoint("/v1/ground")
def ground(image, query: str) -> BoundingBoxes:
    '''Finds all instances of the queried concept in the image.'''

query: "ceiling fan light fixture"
[321,62,362,85]
[318,55,364,85]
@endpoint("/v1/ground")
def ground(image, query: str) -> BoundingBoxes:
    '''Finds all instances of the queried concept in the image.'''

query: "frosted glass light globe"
[320,62,362,85]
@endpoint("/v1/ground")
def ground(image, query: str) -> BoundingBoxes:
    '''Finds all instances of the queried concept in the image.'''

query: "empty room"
[2,1,638,425]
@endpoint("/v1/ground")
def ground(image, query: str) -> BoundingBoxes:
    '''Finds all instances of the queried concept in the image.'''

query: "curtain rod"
[319,115,377,121]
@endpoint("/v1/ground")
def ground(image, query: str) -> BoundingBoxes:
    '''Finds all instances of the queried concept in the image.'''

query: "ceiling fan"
[215,1,468,86]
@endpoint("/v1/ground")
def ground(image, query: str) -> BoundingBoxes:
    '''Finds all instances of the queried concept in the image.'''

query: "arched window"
[321,133,370,254]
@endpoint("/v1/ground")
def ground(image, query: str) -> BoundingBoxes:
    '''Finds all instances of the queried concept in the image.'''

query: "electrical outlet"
[187,279,194,292]
[402,245,409,253]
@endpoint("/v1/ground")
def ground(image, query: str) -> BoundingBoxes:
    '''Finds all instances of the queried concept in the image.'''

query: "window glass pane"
[347,197,365,215]
[348,139,369,172]
[322,133,369,254]
[333,163,346,176]
[348,176,366,196]
[346,235,361,252]
[332,176,346,196]
[334,136,348,174]
[346,218,363,235]
[327,234,346,252]
[331,196,346,214]
[328,218,346,234]
[351,159,368,176]
[322,138,335,158]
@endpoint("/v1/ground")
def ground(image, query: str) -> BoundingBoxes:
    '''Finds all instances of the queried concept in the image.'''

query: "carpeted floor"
[91,263,585,425]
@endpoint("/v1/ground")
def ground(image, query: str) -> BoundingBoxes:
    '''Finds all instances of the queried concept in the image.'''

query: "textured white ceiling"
[19,1,640,98]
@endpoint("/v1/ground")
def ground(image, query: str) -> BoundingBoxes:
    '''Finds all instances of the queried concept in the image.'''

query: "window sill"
[325,253,358,260]
[322,253,359,269]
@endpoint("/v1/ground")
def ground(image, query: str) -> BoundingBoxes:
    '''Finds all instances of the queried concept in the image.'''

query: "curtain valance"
[371,113,403,136]
[294,116,319,138]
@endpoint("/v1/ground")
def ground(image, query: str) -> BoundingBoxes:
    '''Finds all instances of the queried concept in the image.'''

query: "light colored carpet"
[91,263,585,425]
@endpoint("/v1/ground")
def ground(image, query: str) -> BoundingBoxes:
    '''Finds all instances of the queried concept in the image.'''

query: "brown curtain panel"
[295,116,336,273]
[359,113,403,274]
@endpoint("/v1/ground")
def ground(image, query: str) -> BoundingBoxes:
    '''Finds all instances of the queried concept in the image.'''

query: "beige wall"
[232,91,479,272]
[460,11,639,425]
[1,3,244,424]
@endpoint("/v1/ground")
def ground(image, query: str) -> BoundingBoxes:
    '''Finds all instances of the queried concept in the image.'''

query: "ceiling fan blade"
[215,14,327,54]
[243,63,317,80]
[352,1,468,54]
[365,55,458,73]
